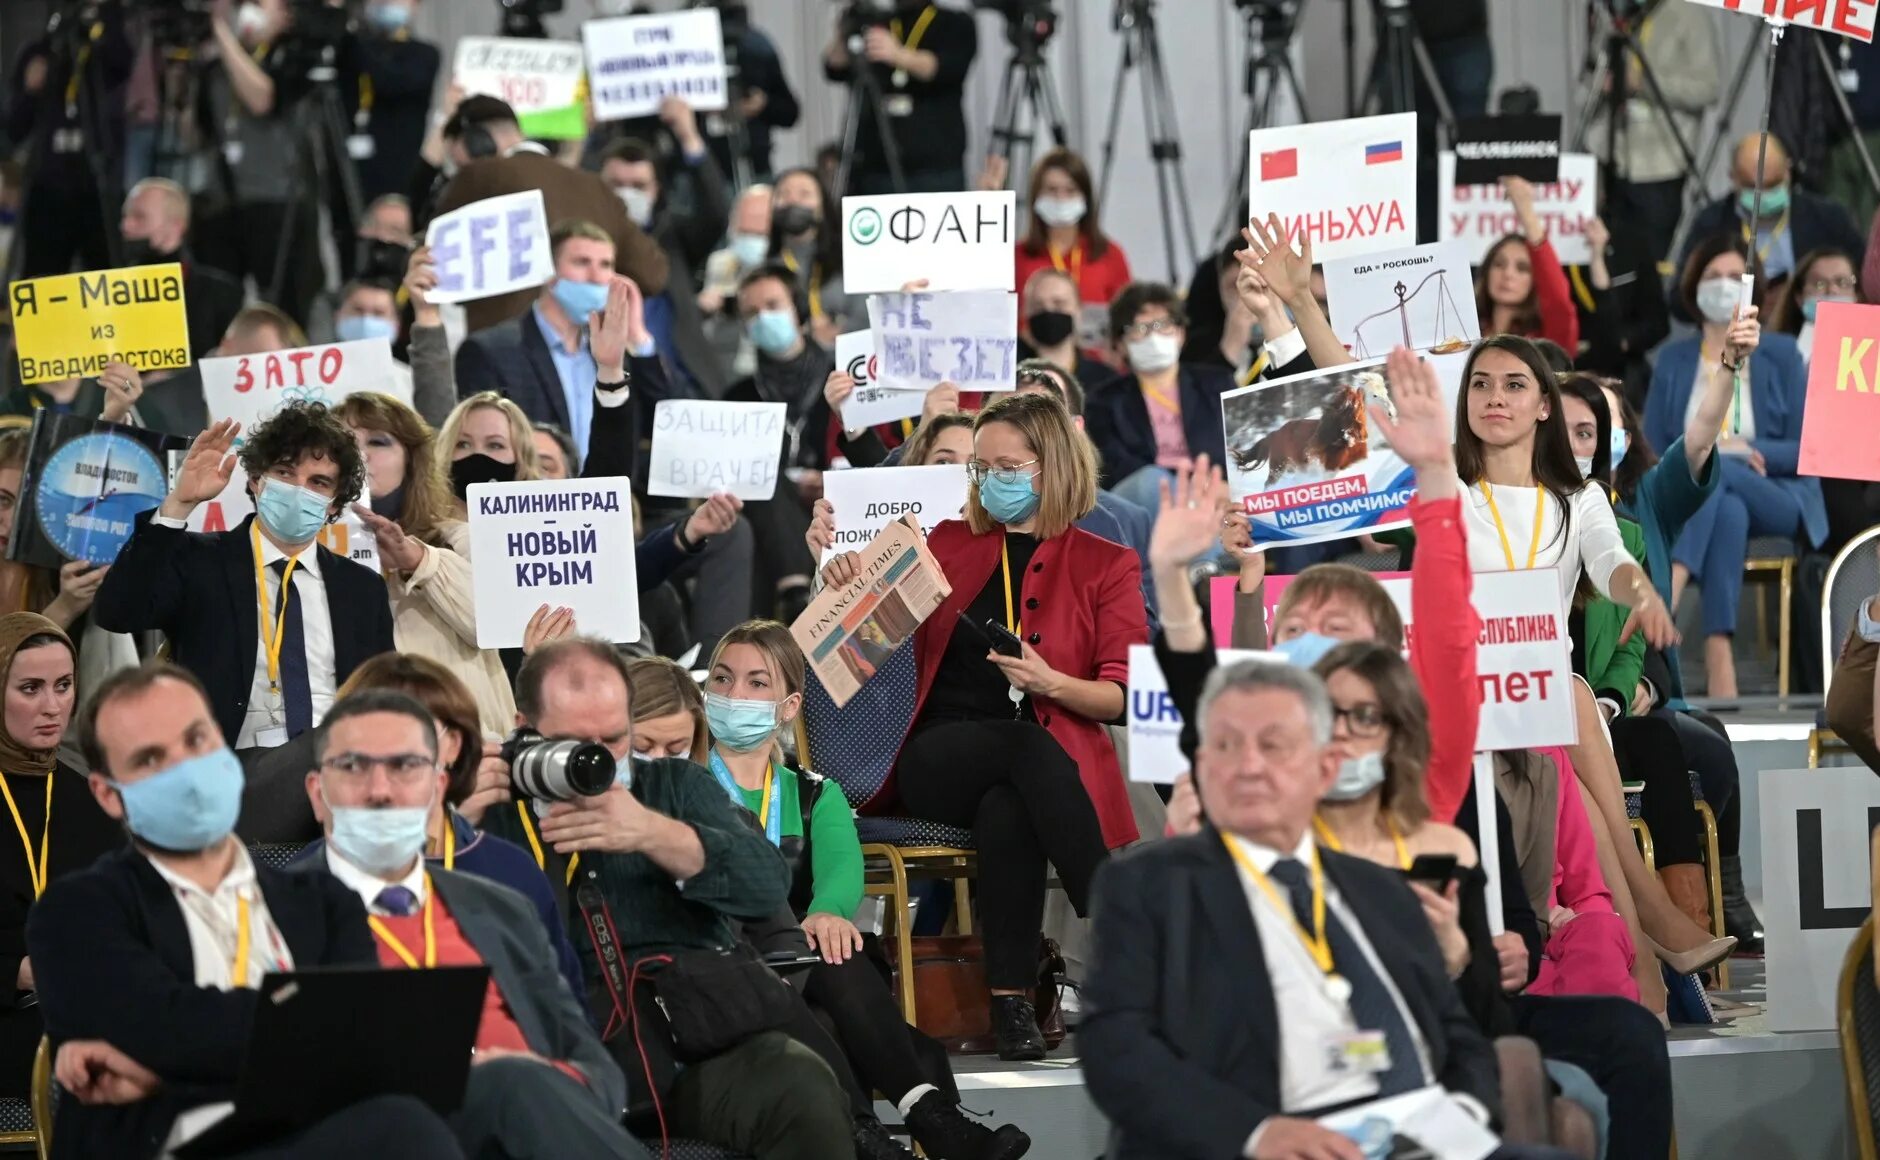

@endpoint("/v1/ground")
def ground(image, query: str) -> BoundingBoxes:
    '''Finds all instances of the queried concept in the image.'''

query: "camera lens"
[502,730,617,801]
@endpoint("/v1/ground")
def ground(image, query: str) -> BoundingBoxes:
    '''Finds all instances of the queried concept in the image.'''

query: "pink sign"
[1799,300,1880,483]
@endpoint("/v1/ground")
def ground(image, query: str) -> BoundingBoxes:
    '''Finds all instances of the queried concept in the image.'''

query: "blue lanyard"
[708,751,781,846]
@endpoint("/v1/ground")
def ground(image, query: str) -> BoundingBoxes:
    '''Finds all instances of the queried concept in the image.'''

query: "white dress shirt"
[324,845,427,914]
[153,515,338,748]
[1460,479,1635,606]
[147,844,294,1152]
[1225,832,1434,1158]
[1686,357,1756,439]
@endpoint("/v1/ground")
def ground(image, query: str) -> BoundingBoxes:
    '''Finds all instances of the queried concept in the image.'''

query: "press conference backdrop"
[0,0,1778,280]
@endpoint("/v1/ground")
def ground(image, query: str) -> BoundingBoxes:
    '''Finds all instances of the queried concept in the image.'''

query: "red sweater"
[1014,237,1134,307]
[1403,493,1484,825]
[1523,237,1580,354]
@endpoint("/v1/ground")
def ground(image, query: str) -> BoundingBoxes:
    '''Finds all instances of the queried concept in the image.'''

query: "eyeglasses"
[1121,318,1178,340]
[1805,274,1857,296]
[321,752,437,782]
[1332,704,1389,738]
[965,458,1040,486]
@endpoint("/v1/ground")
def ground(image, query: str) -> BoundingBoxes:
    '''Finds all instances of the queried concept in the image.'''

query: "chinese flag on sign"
[1260,148,1299,182]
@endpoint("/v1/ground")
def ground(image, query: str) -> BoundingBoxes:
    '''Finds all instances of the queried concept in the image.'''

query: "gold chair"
[793,716,975,1025]
[1623,781,1655,872]
[1743,543,1796,698]
[1838,917,1879,1160]
[29,1037,48,1160]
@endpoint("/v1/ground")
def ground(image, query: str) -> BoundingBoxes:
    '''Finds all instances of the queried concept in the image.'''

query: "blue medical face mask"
[365,2,410,31]
[1801,294,1853,323]
[551,278,610,322]
[327,794,433,877]
[1610,427,1629,469]
[977,472,1041,525]
[1273,631,1342,670]
[1324,750,1386,802]
[747,309,800,356]
[729,233,769,268]
[112,747,245,852]
[1738,182,1789,218]
[705,692,777,752]
[335,314,397,344]
[255,477,332,546]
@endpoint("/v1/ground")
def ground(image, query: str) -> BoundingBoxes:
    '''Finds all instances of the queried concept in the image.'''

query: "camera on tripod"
[975,0,1058,51]
[498,0,563,39]
[836,0,894,41]
[501,728,620,801]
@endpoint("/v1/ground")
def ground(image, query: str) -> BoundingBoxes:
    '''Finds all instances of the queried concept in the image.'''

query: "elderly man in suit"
[300,688,643,1159]
[1082,658,1568,1160]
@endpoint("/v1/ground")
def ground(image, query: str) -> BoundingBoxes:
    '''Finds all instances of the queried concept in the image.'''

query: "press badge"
[346,134,377,161]
[1325,1030,1391,1075]
[885,94,914,118]
[254,726,289,749]
[223,141,245,167]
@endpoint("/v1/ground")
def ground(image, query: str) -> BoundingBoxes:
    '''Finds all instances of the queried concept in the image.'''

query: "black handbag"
[644,942,799,1062]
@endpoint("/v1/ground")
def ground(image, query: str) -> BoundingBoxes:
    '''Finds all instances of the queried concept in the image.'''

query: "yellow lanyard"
[1141,380,1179,414]
[999,540,1021,637]
[231,894,251,987]
[0,774,53,899]
[1740,210,1790,263]
[367,877,437,969]
[357,73,374,118]
[758,765,775,830]
[780,251,824,320]
[898,419,915,439]
[1048,242,1084,284]
[1478,480,1544,571]
[1312,814,1411,871]
[515,801,581,886]
[64,44,93,113]
[891,6,938,54]
[1221,835,1334,975]
[251,524,301,701]
[1567,264,1596,314]
[442,823,455,871]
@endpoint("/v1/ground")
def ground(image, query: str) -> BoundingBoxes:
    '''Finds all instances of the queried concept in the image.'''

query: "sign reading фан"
[841,191,1016,294]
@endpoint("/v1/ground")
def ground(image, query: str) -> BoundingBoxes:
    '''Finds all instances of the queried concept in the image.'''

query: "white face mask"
[616,185,654,229]
[1323,751,1387,802]
[235,2,272,41]
[1127,333,1180,374]
[1695,277,1740,325]
[1032,195,1087,228]
[1574,455,1596,480]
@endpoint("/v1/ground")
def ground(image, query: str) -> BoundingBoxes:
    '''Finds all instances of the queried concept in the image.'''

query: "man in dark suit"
[298,689,644,1159]
[1082,658,1542,1160]
[118,178,245,360]
[93,402,396,753]
[27,662,463,1160]
[434,96,668,335]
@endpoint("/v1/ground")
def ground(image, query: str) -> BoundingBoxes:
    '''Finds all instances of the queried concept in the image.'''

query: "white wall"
[412,0,1777,279]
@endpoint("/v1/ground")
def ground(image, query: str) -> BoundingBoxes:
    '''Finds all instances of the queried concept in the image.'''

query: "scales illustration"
[1347,267,1473,359]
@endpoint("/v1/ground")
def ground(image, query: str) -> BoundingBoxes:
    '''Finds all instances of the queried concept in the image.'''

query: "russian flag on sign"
[1260,148,1299,181]
[1365,140,1404,165]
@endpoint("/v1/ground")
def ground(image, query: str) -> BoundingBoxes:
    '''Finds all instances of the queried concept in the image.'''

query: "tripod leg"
[1035,61,1070,152]
[1096,34,1136,210]
[836,78,868,196]
[1139,26,1198,278]
[1693,35,1763,208]
[1408,33,1457,132]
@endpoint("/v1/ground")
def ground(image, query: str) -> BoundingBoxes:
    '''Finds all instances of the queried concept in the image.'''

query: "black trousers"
[801,952,947,1108]
[1611,716,1703,867]
[1509,994,1673,1160]
[192,199,325,329]
[1661,708,1743,856]
[232,1094,464,1159]
[897,719,1110,988]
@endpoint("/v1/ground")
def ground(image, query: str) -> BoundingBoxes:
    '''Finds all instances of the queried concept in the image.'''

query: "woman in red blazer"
[822,391,1147,1061]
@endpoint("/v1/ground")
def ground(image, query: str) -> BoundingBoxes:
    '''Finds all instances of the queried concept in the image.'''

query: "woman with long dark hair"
[1012,147,1132,311]
[1473,177,1580,351]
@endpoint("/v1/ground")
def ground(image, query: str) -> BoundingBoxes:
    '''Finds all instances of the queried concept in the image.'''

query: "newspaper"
[789,515,951,707]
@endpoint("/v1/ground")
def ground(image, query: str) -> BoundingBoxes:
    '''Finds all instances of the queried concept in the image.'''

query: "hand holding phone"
[1404,853,1460,887]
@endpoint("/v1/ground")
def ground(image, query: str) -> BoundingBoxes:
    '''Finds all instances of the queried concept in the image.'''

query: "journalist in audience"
[298,690,641,1158]
[1673,132,1865,300]
[822,391,1146,1060]
[94,405,395,753]
[118,177,244,359]
[28,662,465,1159]
[479,639,853,1159]
[1648,235,1824,699]
[531,424,580,481]
[1019,269,1119,393]
[823,2,979,194]
[1014,148,1133,311]
[343,0,441,204]
[1769,247,1858,361]
[767,167,854,346]
[0,616,121,1099]
[1572,215,1670,407]
[1474,178,1580,352]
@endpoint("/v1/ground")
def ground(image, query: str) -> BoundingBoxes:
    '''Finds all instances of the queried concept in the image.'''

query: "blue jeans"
[1670,459,1803,637]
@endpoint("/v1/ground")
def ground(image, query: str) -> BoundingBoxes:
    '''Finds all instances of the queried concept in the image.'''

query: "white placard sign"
[582,8,729,122]
[1760,765,1880,1030]
[841,191,1016,294]
[867,290,1020,392]
[1323,241,1482,360]
[819,465,967,564]
[1470,569,1577,752]
[835,330,924,430]
[1246,112,1418,262]
[467,479,639,648]
[647,399,786,501]
[424,189,552,305]
[1127,645,1279,784]
[453,37,585,117]
[1438,152,1599,267]
[1685,0,1877,43]
[191,339,410,534]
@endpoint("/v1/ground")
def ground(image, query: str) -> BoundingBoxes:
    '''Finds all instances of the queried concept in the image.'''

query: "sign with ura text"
[424,190,552,305]
[1438,152,1598,266]
[1245,112,1418,262]
[582,8,729,122]
[1798,300,1880,482]
[467,479,640,648]
[1127,645,1278,783]
[647,399,786,501]
[867,290,1020,392]
[841,191,1016,294]
[8,263,191,386]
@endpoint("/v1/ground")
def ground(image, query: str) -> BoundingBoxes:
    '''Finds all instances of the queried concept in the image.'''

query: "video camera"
[498,0,563,39]
[500,728,620,801]
[836,0,895,40]
[975,0,1058,50]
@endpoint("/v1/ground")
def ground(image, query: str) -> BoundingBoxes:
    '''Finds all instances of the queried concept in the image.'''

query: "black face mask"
[119,237,170,267]
[1026,310,1076,348]
[369,485,406,519]
[449,454,517,498]
[774,204,819,237]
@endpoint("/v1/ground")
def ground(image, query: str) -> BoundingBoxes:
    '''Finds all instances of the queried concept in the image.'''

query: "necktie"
[374,885,418,917]
[1267,857,1425,1098]
[269,559,313,738]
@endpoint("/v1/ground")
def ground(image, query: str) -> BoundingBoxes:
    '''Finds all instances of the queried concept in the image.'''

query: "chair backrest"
[1823,525,1880,673]
[245,842,308,870]
[798,645,917,808]
[1839,916,1880,1160]
[1350,549,1401,573]
[31,1036,50,1160]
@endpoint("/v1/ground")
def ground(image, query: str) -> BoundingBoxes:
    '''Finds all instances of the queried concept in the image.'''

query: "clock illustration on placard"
[34,433,168,564]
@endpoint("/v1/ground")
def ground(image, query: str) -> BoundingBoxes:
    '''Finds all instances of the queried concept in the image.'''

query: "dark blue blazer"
[1644,332,1827,548]
[1084,364,1238,489]
[25,847,376,1160]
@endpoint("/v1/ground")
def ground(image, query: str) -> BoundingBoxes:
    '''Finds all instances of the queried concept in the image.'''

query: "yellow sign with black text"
[8,264,192,386]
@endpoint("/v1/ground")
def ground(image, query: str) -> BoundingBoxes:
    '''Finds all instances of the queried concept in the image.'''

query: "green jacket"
[1581,516,1648,716]
[725,763,865,921]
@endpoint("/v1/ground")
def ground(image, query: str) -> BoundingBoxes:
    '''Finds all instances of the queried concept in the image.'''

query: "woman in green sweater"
[627,640,1031,1160]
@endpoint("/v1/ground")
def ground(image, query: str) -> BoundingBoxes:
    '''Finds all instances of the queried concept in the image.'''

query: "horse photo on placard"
[1221,359,1416,549]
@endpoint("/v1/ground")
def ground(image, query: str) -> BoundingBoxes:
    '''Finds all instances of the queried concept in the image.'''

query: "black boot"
[990,994,1046,1062]
[854,1114,918,1160]
[1720,855,1764,955]
[905,1090,1032,1160]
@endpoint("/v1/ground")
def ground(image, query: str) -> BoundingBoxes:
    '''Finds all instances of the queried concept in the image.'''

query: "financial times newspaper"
[790,515,951,706]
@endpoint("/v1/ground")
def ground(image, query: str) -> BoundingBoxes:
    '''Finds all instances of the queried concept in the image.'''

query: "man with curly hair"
[96,402,397,754]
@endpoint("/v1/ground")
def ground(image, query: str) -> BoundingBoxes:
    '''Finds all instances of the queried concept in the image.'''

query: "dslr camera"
[501,728,620,801]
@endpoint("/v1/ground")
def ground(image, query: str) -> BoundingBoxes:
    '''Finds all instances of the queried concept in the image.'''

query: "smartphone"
[1403,853,1460,887]
[983,619,1026,658]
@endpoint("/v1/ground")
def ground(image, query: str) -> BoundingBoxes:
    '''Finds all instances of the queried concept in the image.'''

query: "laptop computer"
[175,964,489,1157]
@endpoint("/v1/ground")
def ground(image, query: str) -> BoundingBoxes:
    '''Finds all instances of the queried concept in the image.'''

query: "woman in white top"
[1454,335,1730,995]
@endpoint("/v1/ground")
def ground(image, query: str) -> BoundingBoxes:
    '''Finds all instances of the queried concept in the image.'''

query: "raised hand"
[590,276,645,376]
[922,381,960,423]
[1148,454,1230,574]
[523,604,577,654]
[1239,214,1314,307]
[807,498,837,559]
[1373,347,1456,476]
[1722,304,1760,367]
[97,361,144,424]
[352,505,425,573]
[824,370,857,413]
[685,493,742,542]
[1502,176,1543,242]
[162,419,241,517]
